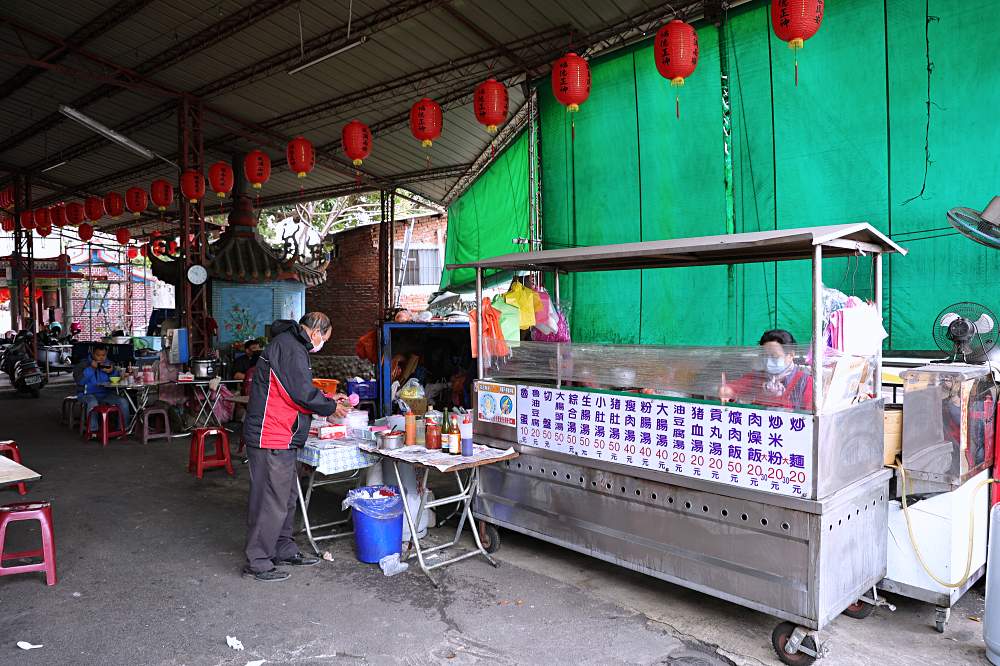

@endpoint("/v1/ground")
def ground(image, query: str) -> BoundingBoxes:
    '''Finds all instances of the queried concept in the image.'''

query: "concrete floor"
[0,376,991,665]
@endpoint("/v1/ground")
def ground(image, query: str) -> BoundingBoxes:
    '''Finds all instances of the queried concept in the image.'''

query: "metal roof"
[448,223,909,273]
[0,0,706,236]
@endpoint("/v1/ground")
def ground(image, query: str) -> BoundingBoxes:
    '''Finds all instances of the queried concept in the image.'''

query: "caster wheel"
[480,523,501,554]
[771,622,818,666]
[842,599,876,619]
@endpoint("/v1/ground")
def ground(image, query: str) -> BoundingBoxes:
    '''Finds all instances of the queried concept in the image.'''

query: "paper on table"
[361,443,517,472]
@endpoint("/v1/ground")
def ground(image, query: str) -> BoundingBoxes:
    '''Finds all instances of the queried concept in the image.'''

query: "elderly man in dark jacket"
[242,312,349,582]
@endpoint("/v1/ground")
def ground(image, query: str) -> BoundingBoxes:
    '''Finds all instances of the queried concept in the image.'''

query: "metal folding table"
[101,381,167,434]
[361,443,518,587]
[177,379,242,428]
[295,437,379,556]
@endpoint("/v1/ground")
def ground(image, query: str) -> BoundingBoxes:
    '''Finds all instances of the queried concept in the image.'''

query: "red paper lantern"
[33,208,50,229]
[66,202,85,226]
[772,0,824,49]
[771,0,824,85]
[125,187,148,216]
[552,53,591,112]
[139,245,148,258]
[655,20,699,86]
[0,187,12,208]
[84,196,104,222]
[78,223,94,242]
[168,240,178,255]
[286,137,315,178]
[244,150,271,190]
[150,179,173,211]
[342,120,372,167]
[180,170,206,203]
[473,79,509,134]
[37,224,51,238]
[409,98,443,148]
[104,191,125,219]
[208,161,234,198]
[151,241,163,256]
[50,204,67,228]
[19,210,35,230]
[1,214,12,232]
[127,246,139,260]
[115,228,131,245]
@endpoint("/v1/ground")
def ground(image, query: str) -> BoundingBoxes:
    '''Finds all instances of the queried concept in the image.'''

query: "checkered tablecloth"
[296,437,378,475]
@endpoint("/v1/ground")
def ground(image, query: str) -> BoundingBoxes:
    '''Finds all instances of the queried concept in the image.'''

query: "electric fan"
[947,197,1000,249]
[932,302,998,363]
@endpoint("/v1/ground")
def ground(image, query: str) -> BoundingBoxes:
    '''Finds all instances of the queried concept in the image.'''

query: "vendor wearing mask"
[232,338,261,381]
[241,313,350,582]
[719,329,813,411]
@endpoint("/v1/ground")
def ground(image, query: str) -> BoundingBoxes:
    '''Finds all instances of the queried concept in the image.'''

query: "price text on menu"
[516,385,814,499]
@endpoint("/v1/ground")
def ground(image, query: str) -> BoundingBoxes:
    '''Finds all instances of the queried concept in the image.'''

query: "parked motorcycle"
[1,330,46,397]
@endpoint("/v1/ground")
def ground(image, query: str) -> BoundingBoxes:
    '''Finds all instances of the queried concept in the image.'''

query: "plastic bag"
[378,553,409,576]
[342,485,403,519]
[399,378,425,399]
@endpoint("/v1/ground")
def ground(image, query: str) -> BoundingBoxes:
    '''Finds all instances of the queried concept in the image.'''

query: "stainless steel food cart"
[451,224,906,665]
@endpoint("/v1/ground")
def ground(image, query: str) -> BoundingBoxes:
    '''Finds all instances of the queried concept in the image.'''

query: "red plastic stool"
[0,501,57,586]
[141,408,171,445]
[188,428,234,479]
[0,442,28,496]
[83,405,127,446]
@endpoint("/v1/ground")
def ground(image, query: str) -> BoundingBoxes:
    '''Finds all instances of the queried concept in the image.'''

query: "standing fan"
[932,302,998,362]
[947,197,1000,249]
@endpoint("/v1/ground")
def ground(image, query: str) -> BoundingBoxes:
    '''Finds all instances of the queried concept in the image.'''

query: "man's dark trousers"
[245,446,300,573]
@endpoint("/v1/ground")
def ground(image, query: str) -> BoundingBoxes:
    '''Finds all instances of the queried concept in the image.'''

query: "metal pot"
[380,431,405,450]
[190,358,219,380]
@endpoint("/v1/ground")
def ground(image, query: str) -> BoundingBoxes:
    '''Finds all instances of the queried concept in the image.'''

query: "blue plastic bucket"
[346,485,404,564]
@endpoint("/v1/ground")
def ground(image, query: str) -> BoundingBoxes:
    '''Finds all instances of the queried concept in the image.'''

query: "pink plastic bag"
[531,310,571,343]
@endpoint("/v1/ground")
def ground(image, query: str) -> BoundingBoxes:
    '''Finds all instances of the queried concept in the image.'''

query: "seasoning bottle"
[404,412,416,446]
[448,414,461,455]
[460,412,473,457]
[441,410,451,450]
[425,417,441,450]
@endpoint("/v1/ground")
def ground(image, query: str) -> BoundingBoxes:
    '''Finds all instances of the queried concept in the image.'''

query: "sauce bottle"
[404,412,416,446]
[425,418,441,449]
[448,414,461,455]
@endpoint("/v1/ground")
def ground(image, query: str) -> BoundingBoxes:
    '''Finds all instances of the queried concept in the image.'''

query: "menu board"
[516,385,814,499]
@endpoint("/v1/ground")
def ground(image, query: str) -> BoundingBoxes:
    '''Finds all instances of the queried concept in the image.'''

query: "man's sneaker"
[242,566,290,582]
[274,553,320,567]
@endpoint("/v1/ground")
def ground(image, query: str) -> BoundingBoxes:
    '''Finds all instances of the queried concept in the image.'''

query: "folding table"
[101,381,167,433]
[361,443,518,587]
[177,379,242,428]
[295,437,379,555]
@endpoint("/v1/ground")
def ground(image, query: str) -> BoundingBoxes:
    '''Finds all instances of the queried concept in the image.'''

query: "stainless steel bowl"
[380,431,405,450]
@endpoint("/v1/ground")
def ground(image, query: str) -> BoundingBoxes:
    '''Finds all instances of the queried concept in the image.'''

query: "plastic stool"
[0,501,57,586]
[61,396,81,428]
[188,428,234,479]
[141,408,171,445]
[83,405,127,446]
[0,442,27,496]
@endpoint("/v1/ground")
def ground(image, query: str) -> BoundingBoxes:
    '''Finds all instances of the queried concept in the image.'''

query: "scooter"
[1,330,46,398]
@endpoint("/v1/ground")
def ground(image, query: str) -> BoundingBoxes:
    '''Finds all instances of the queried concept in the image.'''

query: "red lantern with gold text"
[37,224,51,238]
[342,120,372,167]
[66,202,85,226]
[50,204,67,228]
[180,170,206,203]
[473,79,508,134]
[409,98,442,148]
[286,137,315,178]
[78,223,94,242]
[655,20,699,118]
[84,196,104,222]
[244,150,271,190]
[33,208,50,229]
[771,0,824,86]
[551,53,591,113]
[19,210,35,230]
[104,191,125,219]
[115,228,131,245]
[150,179,173,212]
[125,187,148,217]
[208,161,234,198]
[127,246,138,260]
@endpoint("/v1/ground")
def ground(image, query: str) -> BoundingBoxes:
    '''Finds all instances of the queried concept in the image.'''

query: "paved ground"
[0,377,990,665]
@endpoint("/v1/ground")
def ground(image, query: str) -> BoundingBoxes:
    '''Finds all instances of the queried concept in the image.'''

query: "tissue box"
[177,372,194,382]
[310,423,347,440]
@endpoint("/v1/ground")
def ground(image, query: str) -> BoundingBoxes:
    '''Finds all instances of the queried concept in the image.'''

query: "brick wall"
[307,213,446,357]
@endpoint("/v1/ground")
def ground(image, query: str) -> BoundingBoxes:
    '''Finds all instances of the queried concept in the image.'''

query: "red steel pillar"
[178,97,210,356]
[11,174,37,354]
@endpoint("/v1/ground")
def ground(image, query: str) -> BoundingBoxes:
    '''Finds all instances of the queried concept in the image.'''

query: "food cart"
[452,224,906,665]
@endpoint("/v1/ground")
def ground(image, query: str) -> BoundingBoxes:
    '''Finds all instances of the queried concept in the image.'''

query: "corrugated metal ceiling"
[0,0,701,234]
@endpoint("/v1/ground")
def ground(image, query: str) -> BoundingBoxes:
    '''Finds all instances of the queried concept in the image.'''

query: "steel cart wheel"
[480,523,501,554]
[842,599,876,619]
[771,622,818,666]
[935,606,950,633]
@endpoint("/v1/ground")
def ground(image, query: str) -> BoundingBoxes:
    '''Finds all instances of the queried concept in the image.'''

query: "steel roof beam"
[0,0,301,156]
[0,0,153,104]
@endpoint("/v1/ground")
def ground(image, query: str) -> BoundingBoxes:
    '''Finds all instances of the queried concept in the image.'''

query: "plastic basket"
[312,378,340,395]
[347,379,377,400]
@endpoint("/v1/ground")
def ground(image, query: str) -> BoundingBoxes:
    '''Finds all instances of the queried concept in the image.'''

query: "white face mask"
[310,333,325,354]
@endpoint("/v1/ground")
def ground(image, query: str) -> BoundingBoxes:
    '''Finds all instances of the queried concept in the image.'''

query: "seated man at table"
[73,343,131,432]
[232,338,261,382]
[718,329,813,411]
